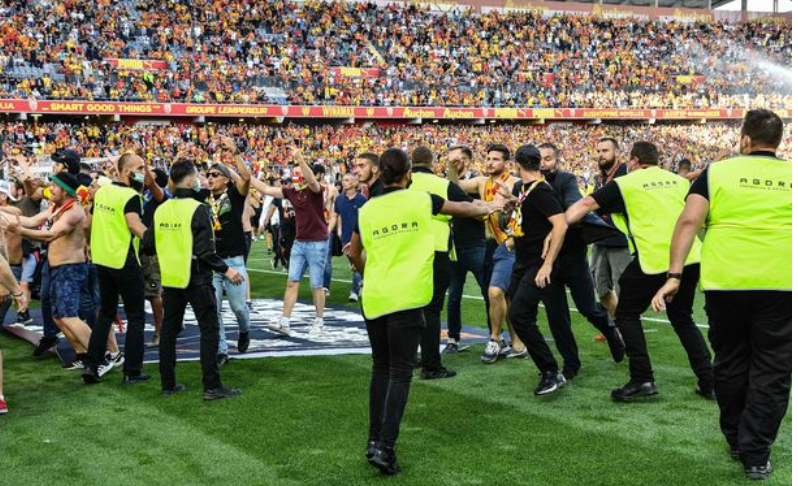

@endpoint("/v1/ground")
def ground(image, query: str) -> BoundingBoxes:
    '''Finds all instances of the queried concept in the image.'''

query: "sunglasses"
[207,172,224,179]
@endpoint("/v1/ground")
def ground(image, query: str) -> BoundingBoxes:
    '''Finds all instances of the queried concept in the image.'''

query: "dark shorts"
[141,254,163,299]
[50,263,88,319]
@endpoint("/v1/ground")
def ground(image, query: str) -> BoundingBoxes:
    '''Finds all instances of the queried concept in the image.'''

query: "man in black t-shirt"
[206,137,252,365]
[505,145,569,396]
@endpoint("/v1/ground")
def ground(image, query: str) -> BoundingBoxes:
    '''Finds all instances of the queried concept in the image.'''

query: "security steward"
[142,161,245,401]
[652,110,791,480]
[565,141,713,401]
[83,152,150,384]
[347,148,495,475]
[538,143,625,374]
[408,146,473,380]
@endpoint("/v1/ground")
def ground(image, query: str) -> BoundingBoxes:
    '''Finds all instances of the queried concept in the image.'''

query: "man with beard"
[83,152,149,384]
[205,137,252,365]
[352,152,383,199]
[538,143,625,377]
[451,143,526,364]
[441,146,489,354]
[590,138,632,339]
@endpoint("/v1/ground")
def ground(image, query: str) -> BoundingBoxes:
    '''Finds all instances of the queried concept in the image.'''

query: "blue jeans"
[213,256,251,355]
[40,260,59,338]
[351,270,362,295]
[447,245,489,341]
[288,240,328,290]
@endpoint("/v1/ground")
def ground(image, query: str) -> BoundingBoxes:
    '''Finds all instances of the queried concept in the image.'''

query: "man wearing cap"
[250,149,329,337]
[565,141,713,402]
[205,137,252,366]
[52,149,82,177]
[83,152,150,384]
[503,144,570,395]
[142,160,244,400]
[1,173,95,369]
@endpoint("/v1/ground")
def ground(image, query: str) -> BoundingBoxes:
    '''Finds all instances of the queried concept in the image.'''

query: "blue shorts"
[50,263,88,319]
[489,242,515,293]
[21,253,36,283]
[288,240,328,289]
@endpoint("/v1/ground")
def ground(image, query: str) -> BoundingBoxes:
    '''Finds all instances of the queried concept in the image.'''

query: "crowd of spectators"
[1,121,792,184]
[0,0,791,109]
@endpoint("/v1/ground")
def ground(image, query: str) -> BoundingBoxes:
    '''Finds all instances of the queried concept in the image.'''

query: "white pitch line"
[246,267,709,329]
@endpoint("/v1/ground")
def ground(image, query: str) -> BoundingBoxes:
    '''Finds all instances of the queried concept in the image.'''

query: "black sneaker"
[607,328,626,363]
[122,374,151,385]
[442,342,460,355]
[365,438,379,460]
[368,445,401,476]
[82,365,101,384]
[203,385,242,401]
[217,354,230,368]
[534,371,566,395]
[163,383,187,396]
[696,384,716,400]
[15,310,32,326]
[237,332,250,354]
[611,381,659,401]
[33,335,59,357]
[419,367,457,380]
[745,461,773,480]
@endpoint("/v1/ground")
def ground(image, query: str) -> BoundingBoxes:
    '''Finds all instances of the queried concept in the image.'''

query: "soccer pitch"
[1,244,791,486]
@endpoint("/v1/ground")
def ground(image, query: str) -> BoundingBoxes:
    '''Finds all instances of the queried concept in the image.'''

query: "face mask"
[191,178,202,192]
[129,172,145,191]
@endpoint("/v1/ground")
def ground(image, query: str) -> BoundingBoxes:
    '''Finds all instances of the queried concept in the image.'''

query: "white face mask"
[191,179,202,192]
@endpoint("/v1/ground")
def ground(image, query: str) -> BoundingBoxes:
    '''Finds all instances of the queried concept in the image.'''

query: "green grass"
[1,242,791,486]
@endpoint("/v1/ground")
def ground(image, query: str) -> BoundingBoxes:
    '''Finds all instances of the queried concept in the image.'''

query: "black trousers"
[541,251,618,373]
[420,252,450,372]
[366,308,424,447]
[87,255,146,376]
[160,283,222,392]
[507,261,567,374]
[705,291,791,468]
[615,260,712,385]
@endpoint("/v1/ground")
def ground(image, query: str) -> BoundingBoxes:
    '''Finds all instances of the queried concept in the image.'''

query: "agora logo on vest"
[94,202,117,214]
[739,178,791,191]
[158,222,184,230]
[371,221,420,239]
[641,180,678,189]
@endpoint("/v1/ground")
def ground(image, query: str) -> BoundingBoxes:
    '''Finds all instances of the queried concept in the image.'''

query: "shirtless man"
[1,173,96,368]
[0,181,24,325]
[449,143,526,363]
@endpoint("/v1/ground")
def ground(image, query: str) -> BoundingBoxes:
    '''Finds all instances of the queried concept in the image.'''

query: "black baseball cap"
[51,149,82,175]
[514,144,542,170]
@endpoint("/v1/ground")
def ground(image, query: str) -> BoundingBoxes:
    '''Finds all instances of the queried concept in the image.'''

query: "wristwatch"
[666,272,682,280]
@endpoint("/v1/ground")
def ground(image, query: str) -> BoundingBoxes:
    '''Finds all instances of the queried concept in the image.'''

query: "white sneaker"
[348,292,359,303]
[266,318,291,336]
[98,360,114,377]
[309,318,325,336]
[323,288,330,297]
[108,352,125,368]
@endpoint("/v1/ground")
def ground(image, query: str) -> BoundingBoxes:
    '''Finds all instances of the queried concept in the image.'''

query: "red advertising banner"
[1,100,791,121]
[105,59,168,70]
[330,67,381,78]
